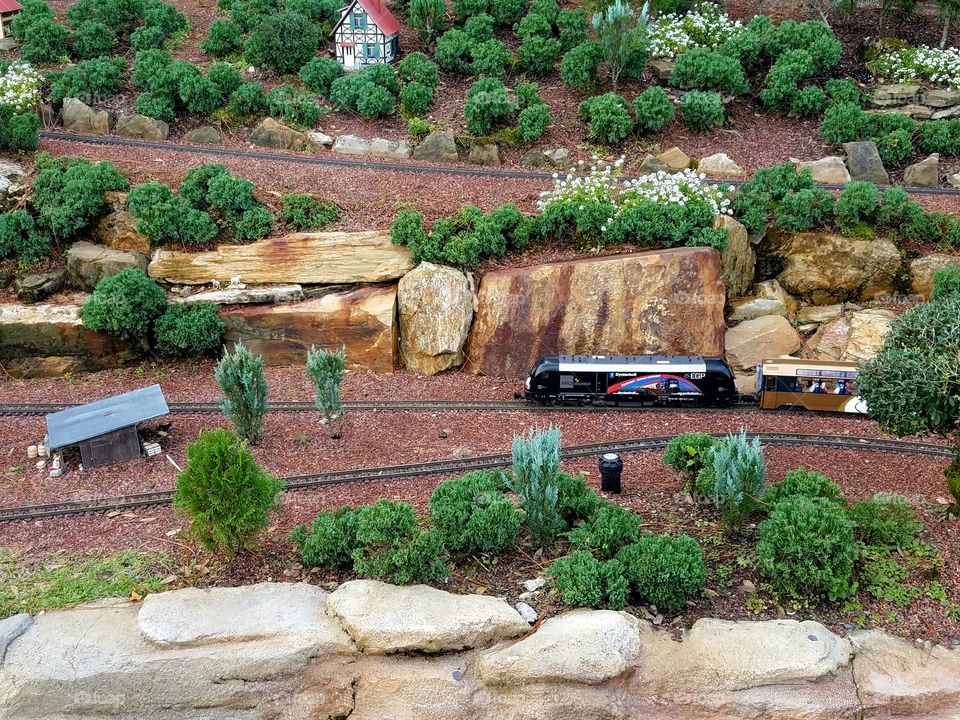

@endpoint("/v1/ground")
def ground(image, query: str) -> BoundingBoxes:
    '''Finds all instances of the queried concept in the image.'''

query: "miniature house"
[46,384,169,469]
[0,0,22,40]
[332,0,400,70]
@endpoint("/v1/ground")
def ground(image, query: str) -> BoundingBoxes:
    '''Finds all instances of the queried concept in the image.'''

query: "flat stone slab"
[138,582,354,650]
[176,284,304,305]
[479,609,646,686]
[327,579,529,654]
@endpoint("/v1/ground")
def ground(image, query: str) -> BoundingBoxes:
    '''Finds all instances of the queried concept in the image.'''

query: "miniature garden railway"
[39,131,960,199]
[0,433,951,524]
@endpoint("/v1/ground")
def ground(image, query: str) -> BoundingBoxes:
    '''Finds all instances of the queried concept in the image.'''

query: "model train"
[519,354,867,414]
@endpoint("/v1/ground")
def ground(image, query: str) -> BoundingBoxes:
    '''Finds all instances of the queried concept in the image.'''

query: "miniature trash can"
[599,453,623,494]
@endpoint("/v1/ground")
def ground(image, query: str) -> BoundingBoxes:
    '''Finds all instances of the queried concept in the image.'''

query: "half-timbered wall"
[333,0,398,68]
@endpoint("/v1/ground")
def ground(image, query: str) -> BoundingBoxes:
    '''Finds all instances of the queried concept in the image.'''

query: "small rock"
[843,141,889,185]
[519,147,570,168]
[657,146,691,171]
[183,126,223,144]
[741,580,757,593]
[948,172,960,188]
[412,129,459,163]
[250,117,310,151]
[115,113,169,141]
[468,141,501,166]
[702,588,719,599]
[697,152,744,177]
[14,269,66,304]
[931,104,960,120]
[522,577,546,593]
[61,97,111,135]
[870,83,921,106]
[449,446,476,459]
[517,591,535,601]
[896,104,933,120]
[638,153,672,174]
[903,153,939,188]
[649,59,675,80]
[789,156,851,184]
[515,602,538,623]
[921,87,960,107]
[309,131,334,147]
[438,428,452,439]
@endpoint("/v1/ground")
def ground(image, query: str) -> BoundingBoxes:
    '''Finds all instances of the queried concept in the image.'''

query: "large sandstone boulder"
[0,303,143,378]
[327,580,529,655]
[479,610,646,686]
[65,241,150,291]
[728,279,795,321]
[178,284,304,305]
[115,113,169,141]
[808,308,895,362]
[220,286,397,371]
[413,130,459,163]
[465,247,726,377]
[725,314,802,370]
[761,231,902,304]
[909,253,959,299]
[398,262,474,375]
[84,191,151,254]
[61,97,111,135]
[149,231,414,285]
[138,583,353,651]
[715,214,755,298]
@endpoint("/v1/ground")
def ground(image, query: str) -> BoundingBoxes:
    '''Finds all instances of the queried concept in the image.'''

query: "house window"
[366,43,378,58]
[355,10,366,29]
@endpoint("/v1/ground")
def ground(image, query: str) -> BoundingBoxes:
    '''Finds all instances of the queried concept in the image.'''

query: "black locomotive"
[519,354,738,406]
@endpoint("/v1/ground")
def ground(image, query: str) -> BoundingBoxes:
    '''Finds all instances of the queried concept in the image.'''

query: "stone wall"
[1,580,957,720]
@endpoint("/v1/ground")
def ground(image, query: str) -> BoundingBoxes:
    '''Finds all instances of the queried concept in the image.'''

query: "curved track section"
[0,433,951,523]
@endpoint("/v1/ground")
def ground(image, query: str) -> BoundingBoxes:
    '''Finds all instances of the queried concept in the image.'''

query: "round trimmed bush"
[518,35,560,76]
[579,92,632,144]
[547,551,629,609]
[234,206,274,242]
[464,13,494,42]
[773,188,835,232]
[72,21,115,60]
[670,48,749,96]
[517,102,551,143]
[203,18,244,58]
[790,85,827,117]
[397,51,439,88]
[356,84,396,119]
[616,534,707,611]
[136,92,176,122]
[566,503,642,559]
[849,493,924,548]
[633,86,675,135]
[560,40,604,91]
[680,90,725,132]
[179,75,224,114]
[244,11,321,75]
[471,39,512,79]
[154,303,225,357]
[762,468,844,508]
[464,77,513,135]
[299,56,344,96]
[130,25,166,52]
[228,82,268,116]
[400,81,433,115]
[428,470,521,555]
[435,28,473,73]
[80,268,168,342]
[208,63,244,97]
[757,495,857,599]
[22,19,68,64]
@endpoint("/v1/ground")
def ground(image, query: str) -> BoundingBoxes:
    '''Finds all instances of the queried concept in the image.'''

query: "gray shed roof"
[47,384,169,450]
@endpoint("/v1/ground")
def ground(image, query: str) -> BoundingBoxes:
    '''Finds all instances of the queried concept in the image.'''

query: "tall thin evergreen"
[509,425,564,547]
[215,341,269,445]
[592,0,648,92]
[306,345,346,439]
[710,429,766,532]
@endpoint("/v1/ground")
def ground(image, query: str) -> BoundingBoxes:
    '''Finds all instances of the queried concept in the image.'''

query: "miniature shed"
[46,384,169,468]
[332,0,400,70]
[0,0,21,40]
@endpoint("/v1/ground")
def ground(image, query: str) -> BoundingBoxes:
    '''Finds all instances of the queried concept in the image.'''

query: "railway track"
[41,131,960,198]
[0,432,951,523]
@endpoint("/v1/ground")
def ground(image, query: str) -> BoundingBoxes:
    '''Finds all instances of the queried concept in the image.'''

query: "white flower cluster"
[869,45,960,90]
[648,6,744,60]
[537,156,625,211]
[0,62,43,114]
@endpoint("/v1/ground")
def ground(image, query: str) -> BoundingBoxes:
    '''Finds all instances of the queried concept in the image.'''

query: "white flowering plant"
[537,158,734,249]
[868,45,960,90]
[648,5,744,60]
[0,62,43,114]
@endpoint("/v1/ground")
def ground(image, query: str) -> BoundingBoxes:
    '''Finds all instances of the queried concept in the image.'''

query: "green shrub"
[516,11,551,39]
[267,84,323,127]
[229,82,268,116]
[31,155,128,242]
[400,81,433,115]
[918,119,960,156]
[547,551,629,609]
[131,48,173,92]
[874,128,913,167]
[203,18,243,58]
[773,188,834,232]
[208,63,244,97]
[789,85,827,117]
[490,0,526,26]
[234,206,273,241]
[299,56,343,96]
[834,180,879,234]
[67,0,146,31]
[567,503,642,559]
[352,500,449,584]
[215,340,269,444]
[127,180,219,245]
[0,109,40,151]
[305,344,345,437]
[408,116,432,139]
[153,303,224,357]
[762,468,845,508]
[766,19,840,72]
[280,193,340,230]
[229,0,279,30]
[849,493,924,548]
[357,84,396,119]
[454,0,488,18]
[633,86,675,135]
[680,90,725,132]
[0,209,46,264]
[759,49,815,111]
[819,101,864,145]
[244,10,321,74]
[22,19,68,64]
[517,102,551,143]
[529,0,559,22]
[435,28,473,74]
[554,470,600,526]
[144,0,188,35]
[206,171,256,215]
[579,92,632,144]
[560,40,604,91]
[464,13,494,42]
[732,162,815,235]
[80,268,167,342]
[465,77,514,135]
[363,62,400,95]
[11,0,54,42]
[825,78,862,106]
[173,428,283,557]
[390,209,431,260]
[670,48,749,96]
[128,24,163,51]
[757,495,857,599]
[291,507,358,568]
[72,21,115,60]
[509,426,564,546]
[616,534,707,611]
[471,39,512,79]
[409,0,446,44]
[556,7,588,50]
[50,57,125,106]
[932,265,960,300]
[396,51,439,88]
[428,470,522,555]
[179,74,223,113]
[709,430,766,532]
[662,432,717,494]
[518,35,560,76]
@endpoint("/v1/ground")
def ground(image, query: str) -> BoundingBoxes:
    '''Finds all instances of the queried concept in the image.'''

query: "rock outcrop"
[61,97,110,135]
[761,231,902,304]
[909,253,959,299]
[220,286,397,371]
[148,231,414,285]
[715,214,755,298]
[725,314,802,370]
[65,241,150,291]
[0,302,144,378]
[84,191,151,254]
[464,247,726,377]
[177,284,304,305]
[728,279,795,321]
[398,262,474,375]
[807,307,895,362]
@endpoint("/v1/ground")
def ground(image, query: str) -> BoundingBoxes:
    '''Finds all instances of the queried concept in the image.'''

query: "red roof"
[354,0,401,37]
[0,0,22,13]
